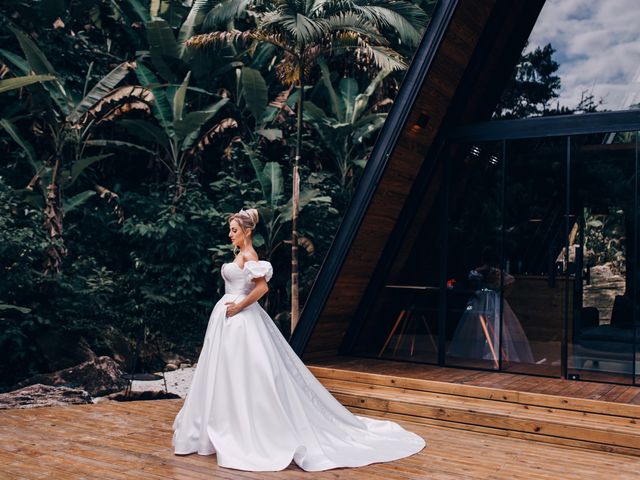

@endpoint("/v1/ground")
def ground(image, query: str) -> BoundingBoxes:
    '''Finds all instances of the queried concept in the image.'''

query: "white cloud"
[527,0,640,110]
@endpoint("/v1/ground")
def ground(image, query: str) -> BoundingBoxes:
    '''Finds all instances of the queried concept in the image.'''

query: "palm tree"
[186,0,428,333]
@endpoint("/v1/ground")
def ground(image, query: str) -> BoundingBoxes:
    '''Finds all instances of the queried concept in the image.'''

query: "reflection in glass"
[448,248,533,368]
[569,131,638,384]
[494,0,640,118]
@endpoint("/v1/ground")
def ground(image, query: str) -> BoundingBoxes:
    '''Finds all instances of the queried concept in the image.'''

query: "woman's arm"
[224,276,269,317]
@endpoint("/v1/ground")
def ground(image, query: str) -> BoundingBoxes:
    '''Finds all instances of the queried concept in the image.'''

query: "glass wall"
[351,128,639,385]
[568,131,639,383]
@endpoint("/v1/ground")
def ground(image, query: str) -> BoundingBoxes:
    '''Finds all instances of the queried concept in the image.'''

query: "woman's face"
[228,219,245,247]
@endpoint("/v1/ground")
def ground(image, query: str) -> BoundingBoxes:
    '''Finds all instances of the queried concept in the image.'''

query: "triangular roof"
[290,0,546,359]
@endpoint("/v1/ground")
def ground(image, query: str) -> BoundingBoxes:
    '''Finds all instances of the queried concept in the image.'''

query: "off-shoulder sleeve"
[244,260,273,282]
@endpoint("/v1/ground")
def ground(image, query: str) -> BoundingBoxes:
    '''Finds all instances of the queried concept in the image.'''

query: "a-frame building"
[287,1,640,455]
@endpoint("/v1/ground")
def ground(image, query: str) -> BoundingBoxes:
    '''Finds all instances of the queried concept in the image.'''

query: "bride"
[172,208,426,472]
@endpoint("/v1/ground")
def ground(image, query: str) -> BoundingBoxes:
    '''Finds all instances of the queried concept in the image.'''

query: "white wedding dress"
[172,259,426,472]
[448,268,534,364]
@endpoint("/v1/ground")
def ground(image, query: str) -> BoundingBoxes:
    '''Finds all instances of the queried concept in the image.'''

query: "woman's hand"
[224,301,242,317]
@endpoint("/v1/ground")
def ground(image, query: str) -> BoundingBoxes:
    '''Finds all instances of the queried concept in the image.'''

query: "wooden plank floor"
[2,398,640,479]
[306,355,640,404]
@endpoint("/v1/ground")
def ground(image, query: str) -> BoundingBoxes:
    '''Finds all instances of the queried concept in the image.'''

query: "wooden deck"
[307,355,640,458]
[2,397,640,479]
[307,355,640,404]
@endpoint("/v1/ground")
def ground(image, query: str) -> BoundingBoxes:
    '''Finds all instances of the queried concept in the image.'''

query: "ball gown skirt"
[172,260,426,472]
[448,288,534,364]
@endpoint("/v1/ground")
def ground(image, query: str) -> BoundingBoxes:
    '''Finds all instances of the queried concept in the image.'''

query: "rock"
[590,263,618,281]
[161,351,191,368]
[178,362,191,369]
[165,363,178,371]
[0,384,92,409]
[92,395,113,404]
[13,356,128,397]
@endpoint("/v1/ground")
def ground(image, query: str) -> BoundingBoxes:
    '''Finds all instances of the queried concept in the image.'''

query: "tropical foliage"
[0,0,435,391]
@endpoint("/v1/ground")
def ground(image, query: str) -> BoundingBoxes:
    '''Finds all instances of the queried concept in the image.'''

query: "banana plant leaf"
[339,77,358,122]
[241,67,268,122]
[119,119,170,150]
[318,58,342,120]
[177,98,229,149]
[172,71,191,122]
[352,68,391,120]
[85,139,156,157]
[66,62,137,124]
[147,18,180,82]
[135,63,175,137]
[177,0,213,59]
[0,74,55,94]
[0,304,32,314]
[68,154,114,185]
[0,48,30,75]
[243,141,270,200]
[263,161,284,208]
[0,118,41,173]
[9,26,72,114]
[203,0,250,30]
[11,188,45,208]
[123,0,151,22]
[275,188,327,230]
[63,190,96,213]
[255,128,282,141]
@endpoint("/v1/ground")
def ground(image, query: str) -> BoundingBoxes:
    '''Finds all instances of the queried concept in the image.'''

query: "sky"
[526,0,640,111]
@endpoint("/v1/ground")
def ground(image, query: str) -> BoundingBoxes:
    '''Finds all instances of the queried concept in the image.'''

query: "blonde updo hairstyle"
[227,208,259,256]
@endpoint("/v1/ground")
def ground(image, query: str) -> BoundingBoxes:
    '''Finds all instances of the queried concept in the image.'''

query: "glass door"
[500,136,568,376]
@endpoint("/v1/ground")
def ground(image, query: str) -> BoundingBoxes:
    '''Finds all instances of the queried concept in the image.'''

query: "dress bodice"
[221,260,273,295]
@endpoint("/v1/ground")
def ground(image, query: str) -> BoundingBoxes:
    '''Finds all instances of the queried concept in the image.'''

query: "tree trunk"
[291,66,304,336]
[43,154,66,274]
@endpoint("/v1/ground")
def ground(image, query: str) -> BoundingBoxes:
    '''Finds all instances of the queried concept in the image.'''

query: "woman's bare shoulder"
[241,250,259,263]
